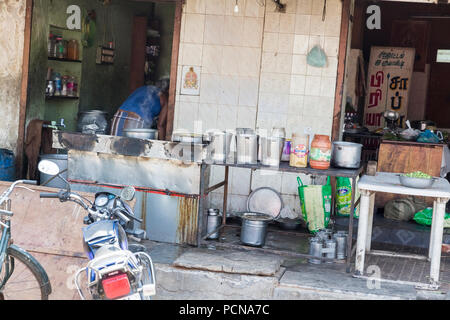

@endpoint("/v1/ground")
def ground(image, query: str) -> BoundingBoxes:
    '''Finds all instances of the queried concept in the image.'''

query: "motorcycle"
[37,159,156,300]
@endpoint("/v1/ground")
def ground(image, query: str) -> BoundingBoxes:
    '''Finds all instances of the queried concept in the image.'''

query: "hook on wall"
[272,0,286,13]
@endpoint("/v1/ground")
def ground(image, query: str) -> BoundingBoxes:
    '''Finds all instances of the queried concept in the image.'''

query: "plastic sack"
[417,130,441,144]
[297,176,332,233]
[413,207,450,228]
[384,197,426,221]
[306,45,327,68]
[336,177,360,218]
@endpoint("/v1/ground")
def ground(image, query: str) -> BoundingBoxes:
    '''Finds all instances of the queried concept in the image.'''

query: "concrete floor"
[137,220,450,300]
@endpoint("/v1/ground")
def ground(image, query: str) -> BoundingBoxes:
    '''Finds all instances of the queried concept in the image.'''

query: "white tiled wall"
[174,0,342,215]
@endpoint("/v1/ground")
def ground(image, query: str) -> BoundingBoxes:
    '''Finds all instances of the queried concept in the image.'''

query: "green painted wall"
[153,3,175,81]
[27,0,158,132]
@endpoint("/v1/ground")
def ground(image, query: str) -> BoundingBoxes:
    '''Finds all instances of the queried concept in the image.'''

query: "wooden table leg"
[355,190,372,276]
[429,197,448,284]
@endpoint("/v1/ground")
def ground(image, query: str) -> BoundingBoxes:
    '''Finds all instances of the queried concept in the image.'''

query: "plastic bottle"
[53,73,61,96]
[309,134,332,170]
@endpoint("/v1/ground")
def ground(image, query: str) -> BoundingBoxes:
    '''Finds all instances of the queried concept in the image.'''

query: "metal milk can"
[206,209,222,240]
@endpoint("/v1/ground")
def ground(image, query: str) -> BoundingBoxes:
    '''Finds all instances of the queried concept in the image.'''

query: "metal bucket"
[260,136,285,167]
[236,132,258,165]
[333,231,348,260]
[39,154,68,189]
[205,130,233,163]
[240,213,272,247]
[324,239,337,264]
[308,237,323,264]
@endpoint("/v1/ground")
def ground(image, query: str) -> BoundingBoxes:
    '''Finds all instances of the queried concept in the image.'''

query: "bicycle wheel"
[0,245,51,300]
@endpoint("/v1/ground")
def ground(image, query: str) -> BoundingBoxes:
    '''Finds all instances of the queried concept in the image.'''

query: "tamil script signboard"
[363,46,415,131]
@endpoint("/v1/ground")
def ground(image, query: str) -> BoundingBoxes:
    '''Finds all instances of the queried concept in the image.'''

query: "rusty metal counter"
[52,131,210,246]
[197,160,364,272]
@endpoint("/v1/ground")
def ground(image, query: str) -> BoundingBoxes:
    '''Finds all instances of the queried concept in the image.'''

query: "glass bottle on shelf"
[67,40,79,60]
[56,36,64,59]
[62,40,68,59]
[72,77,78,97]
[53,73,61,96]
[48,32,55,57]
[67,76,74,97]
[61,75,69,96]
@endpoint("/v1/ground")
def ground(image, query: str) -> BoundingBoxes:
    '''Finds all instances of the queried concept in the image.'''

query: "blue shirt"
[112,86,162,136]
[119,85,162,124]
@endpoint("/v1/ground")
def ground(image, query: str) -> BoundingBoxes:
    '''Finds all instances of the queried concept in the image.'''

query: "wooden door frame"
[126,0,183,140]
[16,0,33,178]
[331,0,352,141]
[15,0,183,177]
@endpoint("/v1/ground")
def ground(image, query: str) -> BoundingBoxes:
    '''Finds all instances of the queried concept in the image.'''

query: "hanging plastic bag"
[297,176,332,233]
[336,177,360,218]
[413,207,450,228]
[306,45,327,68]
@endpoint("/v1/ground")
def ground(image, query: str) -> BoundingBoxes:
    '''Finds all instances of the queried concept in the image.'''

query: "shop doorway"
[18,0,181,179]
[345,0,450,133]
[337,0,450,245]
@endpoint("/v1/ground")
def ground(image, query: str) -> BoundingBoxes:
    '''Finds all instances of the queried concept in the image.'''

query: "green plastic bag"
[298,176,332,233]
[336,177,360,219]
[413,207,450,228]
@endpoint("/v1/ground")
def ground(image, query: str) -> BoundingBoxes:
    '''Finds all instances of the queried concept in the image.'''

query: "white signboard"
[436,50,450,63]
[363,46,415,131]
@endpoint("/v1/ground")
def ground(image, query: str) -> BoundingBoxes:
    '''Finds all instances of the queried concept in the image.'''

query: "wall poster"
[180,66,201,96]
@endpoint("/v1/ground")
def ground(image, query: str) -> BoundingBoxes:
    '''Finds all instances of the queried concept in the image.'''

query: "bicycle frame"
[0,200,13,291]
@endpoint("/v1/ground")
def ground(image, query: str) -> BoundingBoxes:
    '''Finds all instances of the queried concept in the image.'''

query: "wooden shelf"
[48,57,82,63]
[45,95,79,101]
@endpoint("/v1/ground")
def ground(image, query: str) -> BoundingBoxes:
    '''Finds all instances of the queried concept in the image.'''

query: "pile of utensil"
[308,230,348,264]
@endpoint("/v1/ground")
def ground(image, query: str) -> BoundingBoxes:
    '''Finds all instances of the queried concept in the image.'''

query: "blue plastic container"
[0,149,16,182]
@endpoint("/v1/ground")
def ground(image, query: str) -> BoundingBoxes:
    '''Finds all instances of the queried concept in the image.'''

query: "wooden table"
[377,140,445,207]
[355,172,450,288]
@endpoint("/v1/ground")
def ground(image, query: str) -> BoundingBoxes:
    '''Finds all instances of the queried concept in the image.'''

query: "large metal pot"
[240,212,272,247]
[123,128,158,140]
[331,141,362,169]
[77,110,109,135]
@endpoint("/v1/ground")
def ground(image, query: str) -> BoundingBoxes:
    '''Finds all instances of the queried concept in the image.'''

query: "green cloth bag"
[413,207,450,228]
[297,176,332,233]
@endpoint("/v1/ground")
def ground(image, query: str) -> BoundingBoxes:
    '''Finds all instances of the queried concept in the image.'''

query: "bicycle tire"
[1,245,52,300]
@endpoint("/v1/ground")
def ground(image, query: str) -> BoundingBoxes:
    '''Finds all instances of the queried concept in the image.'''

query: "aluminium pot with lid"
[331,141,362,169]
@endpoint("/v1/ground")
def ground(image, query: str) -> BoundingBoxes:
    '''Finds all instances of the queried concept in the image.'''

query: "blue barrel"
[0,149,16,182]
